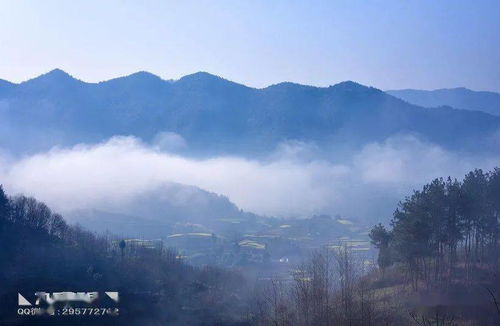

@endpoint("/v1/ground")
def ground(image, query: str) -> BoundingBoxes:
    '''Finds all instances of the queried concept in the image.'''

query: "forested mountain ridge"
[68,182,262,238]
[387,87,500,116]
[1,69,499,156]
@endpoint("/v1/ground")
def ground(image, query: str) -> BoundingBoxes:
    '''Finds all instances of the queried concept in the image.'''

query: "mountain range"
[2,69,500,235]
[1,69,500,157]
[387,87,500,116]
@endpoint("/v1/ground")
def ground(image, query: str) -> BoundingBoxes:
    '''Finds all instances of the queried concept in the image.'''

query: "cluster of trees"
[245,168,500,325]
[0,185,250,325]
[370,168,500,290]
[2,193,69,238]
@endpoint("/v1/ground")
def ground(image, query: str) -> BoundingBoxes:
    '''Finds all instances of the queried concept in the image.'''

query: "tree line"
[370,168,500,291]
[246,168,500,325]
[0,185,250,325]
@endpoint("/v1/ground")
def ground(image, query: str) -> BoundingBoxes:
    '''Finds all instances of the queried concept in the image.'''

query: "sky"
[1,0,500,91]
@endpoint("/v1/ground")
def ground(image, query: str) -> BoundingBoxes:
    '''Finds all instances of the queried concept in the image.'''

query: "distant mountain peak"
[102,71,165,86]
[331,80,364,89]
[126,71,163,81]
[178,71,225,82]
[49,68,68,74]
[176,71,249,89]
[330,81,381,95]
[41,68,73,79]
[264,81,316,91]
[22,68,81,85]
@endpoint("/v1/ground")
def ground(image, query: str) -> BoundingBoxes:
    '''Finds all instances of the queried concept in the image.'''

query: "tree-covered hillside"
[0,186,250,325]
[1,70,499,156]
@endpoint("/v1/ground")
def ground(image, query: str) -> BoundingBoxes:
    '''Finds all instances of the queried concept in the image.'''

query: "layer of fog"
[1,134,499,223]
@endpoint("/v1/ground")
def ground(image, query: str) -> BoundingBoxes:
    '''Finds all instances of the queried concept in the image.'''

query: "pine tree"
[0,185,10,225]
[369,223,392,277]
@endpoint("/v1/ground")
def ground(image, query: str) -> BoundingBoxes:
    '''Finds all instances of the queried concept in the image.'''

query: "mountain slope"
[67,182,262,238]
[387,87,500,116]
[1,70,500,156]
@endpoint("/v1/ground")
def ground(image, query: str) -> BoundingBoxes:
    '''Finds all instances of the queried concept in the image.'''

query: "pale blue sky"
[1,0,499,91]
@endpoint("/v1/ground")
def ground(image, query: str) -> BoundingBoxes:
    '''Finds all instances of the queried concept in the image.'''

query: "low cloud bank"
[1,135,498,222]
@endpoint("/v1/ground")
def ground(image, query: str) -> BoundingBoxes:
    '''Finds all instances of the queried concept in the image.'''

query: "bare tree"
[265,278,294,326]
[486,287,500,315]
[409,309,457,326]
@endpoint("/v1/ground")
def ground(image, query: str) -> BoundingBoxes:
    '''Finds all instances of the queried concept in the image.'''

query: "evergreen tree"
[374,167,500,290]
[0,185,10,227]
[369,223,392,277]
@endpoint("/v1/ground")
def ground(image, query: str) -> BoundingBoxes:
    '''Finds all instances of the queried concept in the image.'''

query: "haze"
[1,0,500,91]
[2,135,498,221]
